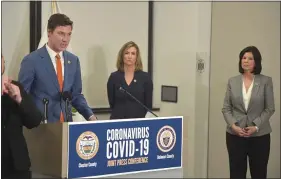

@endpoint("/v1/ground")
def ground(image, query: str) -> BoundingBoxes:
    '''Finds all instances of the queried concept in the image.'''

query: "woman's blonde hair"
[116,41,143,71]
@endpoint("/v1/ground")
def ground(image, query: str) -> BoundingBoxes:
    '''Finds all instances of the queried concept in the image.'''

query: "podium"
[24,122,69,178]
[24,116,183,178]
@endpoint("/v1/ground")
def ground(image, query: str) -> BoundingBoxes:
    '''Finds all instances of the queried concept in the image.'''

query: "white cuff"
[88,115,94,120]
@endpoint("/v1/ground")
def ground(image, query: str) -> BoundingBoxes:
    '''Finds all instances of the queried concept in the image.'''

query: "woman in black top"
[107,41,153,119]
[1,54,42,179]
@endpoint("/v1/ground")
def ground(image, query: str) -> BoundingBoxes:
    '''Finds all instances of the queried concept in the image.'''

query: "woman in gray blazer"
[222,46,275,179]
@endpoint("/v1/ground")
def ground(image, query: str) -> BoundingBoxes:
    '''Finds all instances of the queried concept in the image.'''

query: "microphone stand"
[42,98,49,124]
[119,87,158,117]
[65,98,71,122]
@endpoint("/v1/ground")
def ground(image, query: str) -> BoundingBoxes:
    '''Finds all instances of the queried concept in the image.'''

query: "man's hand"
[243,126,257,137]
[4,82,22,104]
[88,115,97,121]
[231,124,247,137]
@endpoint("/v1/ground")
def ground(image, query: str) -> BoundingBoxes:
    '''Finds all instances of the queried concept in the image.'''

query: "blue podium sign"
[67,116,183,178]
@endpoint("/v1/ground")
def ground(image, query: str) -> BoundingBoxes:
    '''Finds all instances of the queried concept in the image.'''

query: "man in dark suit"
[1,54,42,179]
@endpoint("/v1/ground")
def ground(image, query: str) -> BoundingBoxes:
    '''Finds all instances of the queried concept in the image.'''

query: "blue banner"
[67,117,183,178]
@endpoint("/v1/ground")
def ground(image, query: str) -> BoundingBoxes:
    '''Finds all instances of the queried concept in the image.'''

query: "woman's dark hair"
[239,46,262,74]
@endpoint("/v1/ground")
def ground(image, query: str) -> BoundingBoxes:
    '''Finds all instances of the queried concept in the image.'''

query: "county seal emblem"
[156,125,176,152]
[76,131,99,160]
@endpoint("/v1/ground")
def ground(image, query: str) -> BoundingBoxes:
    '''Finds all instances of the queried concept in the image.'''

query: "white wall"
[153,2,211,178]
[41,1,149,108]
[1,2,30,80]
[208,2,280,178]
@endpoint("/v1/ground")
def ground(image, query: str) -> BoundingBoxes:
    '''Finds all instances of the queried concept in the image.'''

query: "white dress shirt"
[45,43,64,77]
[242,77,254,111]
[45,44,95,120]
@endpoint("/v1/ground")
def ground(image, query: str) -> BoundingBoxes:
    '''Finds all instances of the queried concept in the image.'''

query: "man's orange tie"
[56,54,64,123]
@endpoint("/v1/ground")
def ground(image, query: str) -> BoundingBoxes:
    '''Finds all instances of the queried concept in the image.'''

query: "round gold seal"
[76,131,99,160]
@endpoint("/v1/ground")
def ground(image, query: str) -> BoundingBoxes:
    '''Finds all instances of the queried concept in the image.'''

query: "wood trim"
[148,1,154,78]
[30,1,42,52]
[92,107,160,114]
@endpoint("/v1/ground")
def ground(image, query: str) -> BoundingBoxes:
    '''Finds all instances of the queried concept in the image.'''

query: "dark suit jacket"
[107,70,153,119]
[1,81,42,174]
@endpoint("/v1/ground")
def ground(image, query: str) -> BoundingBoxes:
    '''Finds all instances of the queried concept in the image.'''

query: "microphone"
[61,91,72,122]
[119,86,158,117]
[61,91,72,101]
[42,98,49,124]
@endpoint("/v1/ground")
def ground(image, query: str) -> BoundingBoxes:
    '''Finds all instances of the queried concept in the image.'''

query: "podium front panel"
[67,116,183,178]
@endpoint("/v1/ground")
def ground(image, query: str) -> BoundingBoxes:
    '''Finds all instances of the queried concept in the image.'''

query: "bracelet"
[255,126,259,132]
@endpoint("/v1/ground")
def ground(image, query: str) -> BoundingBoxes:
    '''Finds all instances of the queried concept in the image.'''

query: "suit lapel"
[38,46,60,91]
[247,75,260,111]
[237,75,247,112]
[63,51,69,91]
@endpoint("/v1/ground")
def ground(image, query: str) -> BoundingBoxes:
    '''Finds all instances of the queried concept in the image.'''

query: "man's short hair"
[47,13,73,32]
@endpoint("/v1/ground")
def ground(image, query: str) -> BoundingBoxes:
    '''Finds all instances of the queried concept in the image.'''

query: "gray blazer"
[222,74,275,137]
